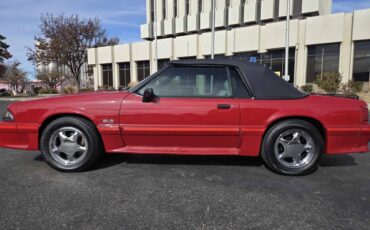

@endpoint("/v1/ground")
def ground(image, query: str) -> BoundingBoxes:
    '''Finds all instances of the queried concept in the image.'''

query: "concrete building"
[88,0,370,90]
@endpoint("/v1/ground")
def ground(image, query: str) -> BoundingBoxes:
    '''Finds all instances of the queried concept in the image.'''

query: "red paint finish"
[0,92,369,157]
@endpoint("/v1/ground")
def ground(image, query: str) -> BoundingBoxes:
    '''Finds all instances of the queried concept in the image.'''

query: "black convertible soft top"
[169,59,306,100]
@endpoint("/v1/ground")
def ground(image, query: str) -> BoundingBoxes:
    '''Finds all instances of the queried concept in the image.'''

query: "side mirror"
[142,88,156,103]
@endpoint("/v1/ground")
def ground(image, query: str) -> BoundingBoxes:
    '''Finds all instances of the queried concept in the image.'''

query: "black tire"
[40,116,103,172]
[261,119,323,175]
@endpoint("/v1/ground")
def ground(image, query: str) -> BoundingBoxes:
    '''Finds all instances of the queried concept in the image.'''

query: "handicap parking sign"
[249,56,257,63]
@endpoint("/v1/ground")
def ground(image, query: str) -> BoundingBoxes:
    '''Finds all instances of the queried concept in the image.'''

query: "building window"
[185,0,190,15]
[174,0,178,17]
[232,50,295,83]
[102,64,113,87]
[260,49,295,83]
[226,0,231,8]
[158,59,170,70]
[198,0,202,13]
[353,40,370,82]
[162,0,166,19]
[119,63,131,87]
[233,52,259,61]
[306,44,340,83]
[292,0,302,18]
[150,0,155,22]
[256,0,262,23]
[204,54,227,59]
[137,61,151,81]
[178,56,197,60]
[274,0,280,21]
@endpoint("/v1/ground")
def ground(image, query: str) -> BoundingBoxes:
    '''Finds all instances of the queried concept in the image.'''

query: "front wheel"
[40,116,103,172]
[261,120,323,175]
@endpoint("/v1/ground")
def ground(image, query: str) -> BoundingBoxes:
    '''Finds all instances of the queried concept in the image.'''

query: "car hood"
[7,90,130,124]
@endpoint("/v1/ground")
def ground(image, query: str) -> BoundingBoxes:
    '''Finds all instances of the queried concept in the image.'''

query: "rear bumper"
[326,124,370,154]
[0,121,39,150]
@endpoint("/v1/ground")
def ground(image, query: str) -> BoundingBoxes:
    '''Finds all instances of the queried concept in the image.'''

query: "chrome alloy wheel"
[274,129,315,168]
[48,127,88,166]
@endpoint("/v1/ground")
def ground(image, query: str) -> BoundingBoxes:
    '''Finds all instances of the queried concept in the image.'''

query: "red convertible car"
[0,59,369,175]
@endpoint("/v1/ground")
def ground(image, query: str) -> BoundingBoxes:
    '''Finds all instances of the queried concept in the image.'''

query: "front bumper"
[0,122,39,150]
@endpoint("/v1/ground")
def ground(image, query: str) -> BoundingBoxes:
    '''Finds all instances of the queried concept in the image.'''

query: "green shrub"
[39,88,58,94]
[315,72,342,94]
[341,80,364,97]
[79,87,94,92]
[63,86,76,94]
[33,86,43,94]
[98,85,115,91]
[300,85,314,93]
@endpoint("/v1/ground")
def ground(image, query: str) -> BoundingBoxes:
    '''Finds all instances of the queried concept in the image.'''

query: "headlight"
[2,110,14,121]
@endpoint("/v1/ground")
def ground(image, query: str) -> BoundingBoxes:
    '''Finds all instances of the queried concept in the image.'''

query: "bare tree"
[36,69,66,89]
[27,14,119,90]
[3,61,28,95]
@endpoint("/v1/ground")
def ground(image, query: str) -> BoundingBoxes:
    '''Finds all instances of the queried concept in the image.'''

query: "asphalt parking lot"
[0,100,369,229]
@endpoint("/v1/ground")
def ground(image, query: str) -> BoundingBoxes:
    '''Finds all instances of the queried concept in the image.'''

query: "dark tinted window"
[174,0,177,17]
[229,68,250,97]
[139,66,233,97]
[158,59,170,70]
[102,64,113,87]
[198,0,202,13]
[119,63,131,87]
[293,0,302,18]
[273,0,280,21]
[185,0,190,15]
[256,0,262,23]
[353,40,370,82]
[306,43,340,83]
[150,0,155,21]
[162,0,166,19]
[137,61,151,81]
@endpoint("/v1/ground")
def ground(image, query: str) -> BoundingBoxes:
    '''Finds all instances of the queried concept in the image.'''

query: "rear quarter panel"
[239,95,367,156]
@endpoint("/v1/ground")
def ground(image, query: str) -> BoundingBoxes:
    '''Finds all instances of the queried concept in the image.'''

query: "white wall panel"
[174,34,198,58]
[199,31,226,55]
[233,26,260,53]
[305,13,345,45]
[114,44,131,63]
[353,9,370,41]
[97,46,112,64]
[132,41,151,61]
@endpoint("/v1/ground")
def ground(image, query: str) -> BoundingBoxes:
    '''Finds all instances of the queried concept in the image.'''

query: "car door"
[119,65,242,155]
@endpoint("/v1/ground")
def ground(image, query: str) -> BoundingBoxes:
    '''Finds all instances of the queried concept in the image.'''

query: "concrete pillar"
[130,44,138,82]
[150,41,158,74]
[339,13,354,83]
[146,0,152,23]
[111,46,119,89]
[295,20,307,87]
[93,66,98,91]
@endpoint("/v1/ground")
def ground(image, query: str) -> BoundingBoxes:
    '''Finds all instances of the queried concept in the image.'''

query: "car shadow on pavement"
[319,154,357,167]
[93,154,264,171]
[33,153,358,171]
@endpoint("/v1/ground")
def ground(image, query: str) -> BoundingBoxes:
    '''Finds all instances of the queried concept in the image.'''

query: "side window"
[138,66,233,98]
[229,67,250,98]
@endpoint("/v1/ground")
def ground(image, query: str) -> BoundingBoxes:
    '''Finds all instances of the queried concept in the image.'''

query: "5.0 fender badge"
[102,119,115,124]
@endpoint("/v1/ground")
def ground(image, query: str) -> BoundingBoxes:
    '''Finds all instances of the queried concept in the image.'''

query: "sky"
[1,0,370,78]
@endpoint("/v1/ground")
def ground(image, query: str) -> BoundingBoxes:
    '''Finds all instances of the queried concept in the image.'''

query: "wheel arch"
[262,116,326,152]
[38,113,101,150]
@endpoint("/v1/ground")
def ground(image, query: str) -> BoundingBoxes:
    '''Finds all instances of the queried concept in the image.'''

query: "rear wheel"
[40,116,103,172]
[261,119,323,175]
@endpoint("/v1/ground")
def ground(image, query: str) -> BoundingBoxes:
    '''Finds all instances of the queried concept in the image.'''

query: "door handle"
[217,104,231,109]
